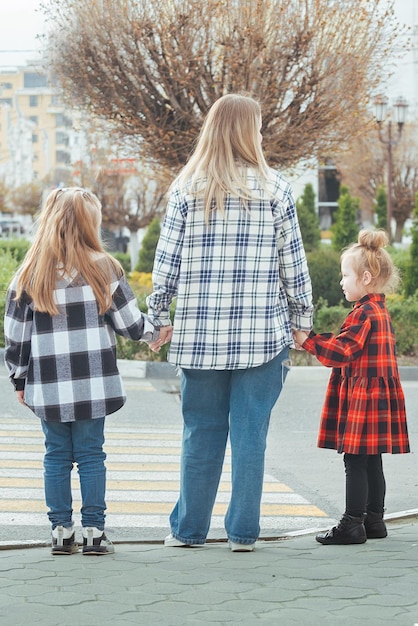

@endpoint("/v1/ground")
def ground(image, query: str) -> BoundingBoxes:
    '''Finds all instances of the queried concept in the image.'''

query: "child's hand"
[292,329,309,350]
[16,390,26,405]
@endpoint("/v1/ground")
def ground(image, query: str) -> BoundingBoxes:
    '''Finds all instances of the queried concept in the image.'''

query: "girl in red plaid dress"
[293,229,409,545]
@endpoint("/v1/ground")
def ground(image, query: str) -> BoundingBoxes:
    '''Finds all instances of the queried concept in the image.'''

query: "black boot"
[316,514,367,545]
[364,511,387,539]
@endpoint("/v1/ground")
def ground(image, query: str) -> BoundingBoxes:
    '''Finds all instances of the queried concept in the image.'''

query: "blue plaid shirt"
[147,168,313,369]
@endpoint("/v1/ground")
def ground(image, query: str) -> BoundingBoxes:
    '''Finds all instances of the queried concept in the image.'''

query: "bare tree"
[43,0,401,172]
[9,182,44,217]
[392,124,418,242]
[337,121,418,242]
[336,121,386,223]
[67,120,171,233]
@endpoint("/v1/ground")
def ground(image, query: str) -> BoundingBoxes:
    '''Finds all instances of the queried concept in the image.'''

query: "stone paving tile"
[0,519,417,626]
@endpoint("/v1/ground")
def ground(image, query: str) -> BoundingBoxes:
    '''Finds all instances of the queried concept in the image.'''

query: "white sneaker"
[229,541,255,552]
[164,533,203,547]
[82,526,114,555]
[51,524,78,555]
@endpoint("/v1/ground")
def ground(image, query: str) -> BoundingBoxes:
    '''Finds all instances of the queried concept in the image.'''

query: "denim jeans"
[170,348,291,545]
[41,417,107,530]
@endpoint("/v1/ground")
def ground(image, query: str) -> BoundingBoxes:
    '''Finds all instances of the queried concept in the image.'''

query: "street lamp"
[374,95,408,243]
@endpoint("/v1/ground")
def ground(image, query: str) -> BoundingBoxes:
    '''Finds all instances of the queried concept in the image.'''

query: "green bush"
[313,301,347,334]
[111,252,131,274]
[0,238,30,263]
[388,246,410,291]
[0,251,20,347]
[310,296,418,357]
[135,217,161,272]
[386,295,418,355]
[306,247,347,307]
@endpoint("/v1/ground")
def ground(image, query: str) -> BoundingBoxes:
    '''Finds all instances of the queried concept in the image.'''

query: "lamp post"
[374,95,408,243]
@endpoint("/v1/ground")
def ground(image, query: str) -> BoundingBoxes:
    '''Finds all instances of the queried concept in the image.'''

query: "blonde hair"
[341,229,400,294]
[15,187,123,315]
[175,93,270,221]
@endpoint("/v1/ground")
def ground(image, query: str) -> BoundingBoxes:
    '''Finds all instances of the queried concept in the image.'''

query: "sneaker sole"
[229,543,255,552]
[51,547,79,555]
[316,537,367,545]
[82,548,114,555]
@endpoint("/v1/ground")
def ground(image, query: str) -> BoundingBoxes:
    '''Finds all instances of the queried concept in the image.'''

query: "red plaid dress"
[302,293,409,455]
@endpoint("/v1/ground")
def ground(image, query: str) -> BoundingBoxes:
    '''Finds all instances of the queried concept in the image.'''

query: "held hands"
[292,328,309,351]
[149,325,173,353]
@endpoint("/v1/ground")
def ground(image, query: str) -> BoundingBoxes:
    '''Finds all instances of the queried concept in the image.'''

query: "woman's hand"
[149,325,173,353]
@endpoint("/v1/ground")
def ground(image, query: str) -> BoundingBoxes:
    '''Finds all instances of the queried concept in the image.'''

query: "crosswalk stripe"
[0,421,333,531]
[0,477,293,492]
[0,499,326,517]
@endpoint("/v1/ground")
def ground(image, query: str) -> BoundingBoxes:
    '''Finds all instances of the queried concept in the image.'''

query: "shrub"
[313,302,347,334]
[386,295,418,355]
[306,247,347,307]
[0,251,19,347]
[0,238,31,263]
[111,252,131,274]
[130,271,153,293]
[331,186,359,252]
[135,217,161,272]
[403,194,418,297]
[296,183,321,252]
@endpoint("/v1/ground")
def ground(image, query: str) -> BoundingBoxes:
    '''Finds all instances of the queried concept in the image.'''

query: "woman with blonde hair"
[5,187,168,555]
[147,93,313,551]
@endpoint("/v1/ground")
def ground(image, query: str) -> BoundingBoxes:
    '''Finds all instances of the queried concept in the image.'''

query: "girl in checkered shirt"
[4,188,170,555]
[293,229,409,545]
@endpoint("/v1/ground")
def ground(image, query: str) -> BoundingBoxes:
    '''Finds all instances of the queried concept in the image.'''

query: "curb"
[1,510,417,552]
[119,361,417,382]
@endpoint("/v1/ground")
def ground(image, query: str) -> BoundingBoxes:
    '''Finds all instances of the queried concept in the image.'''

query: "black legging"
[343,453,386,518]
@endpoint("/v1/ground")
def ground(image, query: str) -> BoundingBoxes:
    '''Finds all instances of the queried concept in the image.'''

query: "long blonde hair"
[342,229,400,294]
[176,93,270,221]
[15,187,123,315]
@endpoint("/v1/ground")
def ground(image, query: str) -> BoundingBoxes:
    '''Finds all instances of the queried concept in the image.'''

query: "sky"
[0,1,46,67]
[0,0,417,106]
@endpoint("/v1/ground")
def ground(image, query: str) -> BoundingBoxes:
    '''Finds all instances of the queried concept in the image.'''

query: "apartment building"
[0,61,73,188]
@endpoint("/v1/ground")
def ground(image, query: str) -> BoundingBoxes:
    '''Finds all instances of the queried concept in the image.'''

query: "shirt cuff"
[11,378,25,391]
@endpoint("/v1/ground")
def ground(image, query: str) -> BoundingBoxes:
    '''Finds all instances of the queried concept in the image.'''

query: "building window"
[56,150,71,165]
[29,115,38,125]
[29,95,39,107]
[24,73,48,88]
[1,82,12,89]
[317,158,340,230]
[50,94,63,106]
[56,131,69,147]
[55,113,72,128]
[0,98,12,106]
[32,134,38,143]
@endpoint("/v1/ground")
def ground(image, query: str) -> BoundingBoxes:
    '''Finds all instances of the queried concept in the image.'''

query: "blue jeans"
[170,348,291,545]
[41,418,107,530]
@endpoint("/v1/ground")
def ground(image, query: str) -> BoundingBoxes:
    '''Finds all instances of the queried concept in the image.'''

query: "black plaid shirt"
[4,271,159,422]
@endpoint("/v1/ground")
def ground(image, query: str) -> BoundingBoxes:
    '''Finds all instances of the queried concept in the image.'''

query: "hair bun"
[358,229,388,251]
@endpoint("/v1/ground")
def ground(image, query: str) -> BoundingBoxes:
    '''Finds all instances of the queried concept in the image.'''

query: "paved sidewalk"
[0,516,417,626]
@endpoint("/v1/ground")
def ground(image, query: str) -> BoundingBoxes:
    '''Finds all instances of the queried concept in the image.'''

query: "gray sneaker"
[51,524,79,555]
[82,527,114,555]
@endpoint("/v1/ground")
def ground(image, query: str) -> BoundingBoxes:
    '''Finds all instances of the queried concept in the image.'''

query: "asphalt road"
[0,362,416,545]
